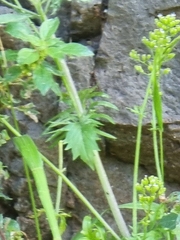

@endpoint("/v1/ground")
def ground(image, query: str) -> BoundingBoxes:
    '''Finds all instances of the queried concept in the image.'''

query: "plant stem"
[152,108,162,182]
[23,159,42,240]
[132,79,152,235]
[55,140,63,214]
[0,0,39,18]
[93,151,130,238]
[55,59,84,117]
[159,130,164,180]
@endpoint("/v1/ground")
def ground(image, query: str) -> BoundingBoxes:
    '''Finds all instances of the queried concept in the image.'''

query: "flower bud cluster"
[142,14,180,50]
[130,14,180,75]
[136,175,166,205]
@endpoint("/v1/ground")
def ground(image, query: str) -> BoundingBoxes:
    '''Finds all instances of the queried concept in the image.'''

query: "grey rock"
[70,0,104,41]
[94,0,180,182]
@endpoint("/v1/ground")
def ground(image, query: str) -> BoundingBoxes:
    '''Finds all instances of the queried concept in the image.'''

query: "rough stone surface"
[94,0,180,183]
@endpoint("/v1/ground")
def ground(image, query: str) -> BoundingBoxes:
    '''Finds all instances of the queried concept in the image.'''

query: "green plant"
[0,214,26,240]
[0,1,180,240]
[0,0,129,239]
[129,13,180,237]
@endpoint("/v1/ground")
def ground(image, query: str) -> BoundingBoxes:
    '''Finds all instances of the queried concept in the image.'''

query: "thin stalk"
[44,0,52,14]
[132,78,152,235]
[30,1,47,22]
[0,0,39,18]
[93,151,130,238]
[1,117,120,240]
[159,130,164,180]
[55,59,84,117]
[22,159,42,240]
[152,108,162,182]
[55,140,63,214]
[0,117,21,137]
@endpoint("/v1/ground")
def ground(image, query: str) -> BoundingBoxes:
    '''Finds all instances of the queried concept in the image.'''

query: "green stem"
[132,79,152,235]
[0,0,39,18]
[30,1,47,22]
[93,151,130,238]
[55,59,84,117]
[23,159,42,240]
[152,108,162,182]
[159,130,164,180]
[55,141,63,214]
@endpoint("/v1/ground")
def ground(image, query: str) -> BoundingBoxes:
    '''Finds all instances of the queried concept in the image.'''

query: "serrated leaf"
[62,121,99,169]
[32,65,57,95]
[40,18,60,40]
[60,43,94,57]
[0,13,28,24]
[90,113,115,124]
[17,48,39,65]
[90,101,118,110]
[159,212,178,230]
[96,129,116,139]
[5,21,33,41]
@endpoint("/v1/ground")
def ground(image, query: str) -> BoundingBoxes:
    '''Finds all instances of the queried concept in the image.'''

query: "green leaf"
[32,64,58,95]
[5,21,33,41]
[62,121,99,169]
[96,129,116,139]
[13,135,60,239]
[89,112,115,124]
[47,45,66,59]
[13,135,42,169]
[0,50,18,61]
[5,218,20,232]
[159,212,178,230]
[60,43,94,57]
[4,66,22,82]
[17,48,39,65]
[39,17,60,40]
[0,13,28,24]
[90,100,118,110]
[119,202,160,211]
[43,61,62,76]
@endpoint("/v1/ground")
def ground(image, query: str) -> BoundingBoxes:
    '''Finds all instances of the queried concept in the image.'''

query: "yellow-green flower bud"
[162,68,171,75]
[134,65,145,74]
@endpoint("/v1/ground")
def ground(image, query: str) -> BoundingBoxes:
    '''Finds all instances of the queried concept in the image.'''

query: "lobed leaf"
[62,121,99,169]
[32,64,59,96]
